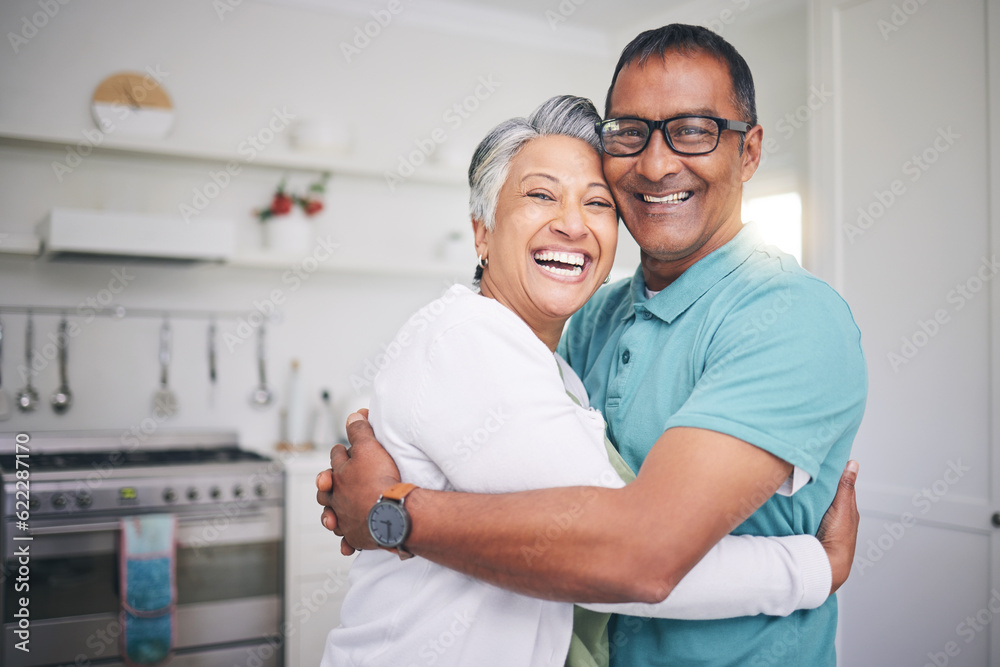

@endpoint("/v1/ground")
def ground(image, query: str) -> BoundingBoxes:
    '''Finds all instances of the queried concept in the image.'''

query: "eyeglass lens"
[601,117,721,156]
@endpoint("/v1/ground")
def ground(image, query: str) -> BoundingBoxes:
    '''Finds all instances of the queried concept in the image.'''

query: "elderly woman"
[320,95,846,667]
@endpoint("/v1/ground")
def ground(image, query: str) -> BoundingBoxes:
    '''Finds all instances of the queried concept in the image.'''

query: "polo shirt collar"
[628,222,764,324]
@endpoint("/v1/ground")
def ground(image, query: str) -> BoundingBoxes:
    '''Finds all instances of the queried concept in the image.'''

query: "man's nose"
[634,129,684,182]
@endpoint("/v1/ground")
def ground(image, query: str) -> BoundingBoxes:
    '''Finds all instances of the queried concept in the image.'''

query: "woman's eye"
[528,192,554,201]
[587,199,614,209]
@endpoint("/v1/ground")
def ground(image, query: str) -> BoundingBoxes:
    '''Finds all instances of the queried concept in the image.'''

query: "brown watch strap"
[381,482,418,502]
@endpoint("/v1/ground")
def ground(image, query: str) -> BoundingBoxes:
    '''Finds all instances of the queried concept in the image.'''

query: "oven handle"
[27,511,270,536]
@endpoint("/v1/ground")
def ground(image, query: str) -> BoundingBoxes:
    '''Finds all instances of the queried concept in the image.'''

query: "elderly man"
[318,24,867,666]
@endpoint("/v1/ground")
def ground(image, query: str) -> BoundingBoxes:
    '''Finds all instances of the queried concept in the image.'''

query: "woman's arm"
[580,533,829,619]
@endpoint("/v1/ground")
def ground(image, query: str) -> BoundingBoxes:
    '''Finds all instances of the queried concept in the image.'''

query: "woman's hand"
[316,409,402,555]
[816,460,860,594]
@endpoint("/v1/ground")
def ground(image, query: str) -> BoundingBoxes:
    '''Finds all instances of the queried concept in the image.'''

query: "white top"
[321,285,831,667]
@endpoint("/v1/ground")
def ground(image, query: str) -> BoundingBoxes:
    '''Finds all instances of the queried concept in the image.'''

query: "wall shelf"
[0,127,467,187]
[226,251,473,279]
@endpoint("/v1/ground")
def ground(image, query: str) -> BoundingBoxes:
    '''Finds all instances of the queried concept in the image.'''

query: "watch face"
[368,502,408,548]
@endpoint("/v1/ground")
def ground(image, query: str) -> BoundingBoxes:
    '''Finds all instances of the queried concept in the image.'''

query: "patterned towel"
[120,514,177,665]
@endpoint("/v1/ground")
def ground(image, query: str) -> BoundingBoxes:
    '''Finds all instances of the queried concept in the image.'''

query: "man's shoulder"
[722,247,859,331]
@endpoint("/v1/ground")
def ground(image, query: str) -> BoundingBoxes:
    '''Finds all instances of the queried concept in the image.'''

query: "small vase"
[263,209,313,255]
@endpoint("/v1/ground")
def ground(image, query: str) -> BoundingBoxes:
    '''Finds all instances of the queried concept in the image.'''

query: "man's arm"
[321,416,805,605]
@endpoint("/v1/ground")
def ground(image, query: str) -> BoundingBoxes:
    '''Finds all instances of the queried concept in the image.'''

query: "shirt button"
[622,350,631,364]
[641,311,653,320]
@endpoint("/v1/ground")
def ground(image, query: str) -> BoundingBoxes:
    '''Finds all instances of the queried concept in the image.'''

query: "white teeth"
[532,250,585,266]
[642,192,691,204]
[538,264,583,277]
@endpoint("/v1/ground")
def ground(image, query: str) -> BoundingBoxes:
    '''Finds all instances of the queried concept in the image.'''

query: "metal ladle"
[250,324,273,409]
[50,315,72,414]
[15,312,39,413]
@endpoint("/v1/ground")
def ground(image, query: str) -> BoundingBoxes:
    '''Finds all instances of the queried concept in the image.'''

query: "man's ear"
[472,218,488,256]
[740,124,764,183]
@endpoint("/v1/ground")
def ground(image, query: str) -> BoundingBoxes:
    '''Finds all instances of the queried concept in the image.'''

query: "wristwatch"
[367,483,418,559]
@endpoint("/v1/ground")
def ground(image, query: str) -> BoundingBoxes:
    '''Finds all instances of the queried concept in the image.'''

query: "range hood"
[38,208,236,263]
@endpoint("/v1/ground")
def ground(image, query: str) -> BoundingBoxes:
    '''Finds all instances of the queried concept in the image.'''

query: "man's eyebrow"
[607,106,720,119]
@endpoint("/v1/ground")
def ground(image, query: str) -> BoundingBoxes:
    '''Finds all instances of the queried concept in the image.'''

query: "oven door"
[1,506,284,667]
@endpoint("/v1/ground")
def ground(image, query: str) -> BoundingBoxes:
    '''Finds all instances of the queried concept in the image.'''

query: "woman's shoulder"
[400,284,546,353]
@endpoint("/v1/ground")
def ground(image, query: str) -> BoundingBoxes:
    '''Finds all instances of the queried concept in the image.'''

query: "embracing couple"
[316,23,868,667]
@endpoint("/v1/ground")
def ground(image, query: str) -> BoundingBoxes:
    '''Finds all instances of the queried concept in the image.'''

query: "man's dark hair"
[605,24,757,150]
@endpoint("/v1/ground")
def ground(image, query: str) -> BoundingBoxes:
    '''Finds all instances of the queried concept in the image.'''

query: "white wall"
[0,1,813,454]
[0,0,614,449]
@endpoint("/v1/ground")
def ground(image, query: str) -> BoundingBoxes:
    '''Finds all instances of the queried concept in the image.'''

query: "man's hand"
[316,410,401,555]
[816,460,860,594]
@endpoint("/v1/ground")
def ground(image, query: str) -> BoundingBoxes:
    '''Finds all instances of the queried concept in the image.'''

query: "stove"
[0,430,285,667]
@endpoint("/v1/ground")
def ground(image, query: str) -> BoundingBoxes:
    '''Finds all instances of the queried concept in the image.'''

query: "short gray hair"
[468,95,602,231]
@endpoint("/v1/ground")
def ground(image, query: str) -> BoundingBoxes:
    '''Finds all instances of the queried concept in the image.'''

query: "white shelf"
[228,250,473,278]
[0,234,472,279]
[0,232,40,255]
[0,126,467,187]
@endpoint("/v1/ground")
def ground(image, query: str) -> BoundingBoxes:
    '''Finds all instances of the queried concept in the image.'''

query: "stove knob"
[76,492,92,509]
[210,486,221,499]
[51,493,67,509]
[254,483,267,498]
[163,488,177,503]
[187,488,199,501]
[233,485,244,499]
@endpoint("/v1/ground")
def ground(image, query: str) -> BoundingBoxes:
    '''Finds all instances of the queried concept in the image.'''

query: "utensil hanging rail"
[0,305,275,321]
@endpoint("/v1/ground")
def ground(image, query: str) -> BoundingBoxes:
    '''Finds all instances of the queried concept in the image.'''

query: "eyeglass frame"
[595,115,753,157]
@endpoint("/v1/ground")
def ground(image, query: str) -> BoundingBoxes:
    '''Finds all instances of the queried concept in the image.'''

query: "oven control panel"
[9,469,284,517]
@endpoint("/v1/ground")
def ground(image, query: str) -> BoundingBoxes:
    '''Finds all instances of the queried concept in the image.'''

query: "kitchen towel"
[120,514,177,666]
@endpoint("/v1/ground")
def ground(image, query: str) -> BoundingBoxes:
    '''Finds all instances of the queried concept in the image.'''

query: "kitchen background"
[0,0,997,666]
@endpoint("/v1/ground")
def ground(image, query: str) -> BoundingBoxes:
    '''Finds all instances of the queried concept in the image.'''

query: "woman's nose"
[550,202,588,239]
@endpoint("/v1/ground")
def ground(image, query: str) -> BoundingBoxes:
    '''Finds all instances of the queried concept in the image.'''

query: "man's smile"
[640,191,693,204]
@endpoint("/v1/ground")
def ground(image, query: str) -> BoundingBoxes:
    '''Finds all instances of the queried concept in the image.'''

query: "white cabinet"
[284,452,356,666]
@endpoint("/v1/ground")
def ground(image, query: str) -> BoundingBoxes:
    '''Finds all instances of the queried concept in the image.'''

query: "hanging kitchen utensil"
[207,319,217,407]
[50,315,73,414]
[0,316,11,421]
[153,318,178,417]
[15,312,39,413]
[250,324,273,409]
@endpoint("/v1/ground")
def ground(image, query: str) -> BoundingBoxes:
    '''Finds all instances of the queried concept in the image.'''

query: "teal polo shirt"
[557,223,867,667]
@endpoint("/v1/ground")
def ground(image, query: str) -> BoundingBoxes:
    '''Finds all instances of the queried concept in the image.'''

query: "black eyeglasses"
[596,115,752,157]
